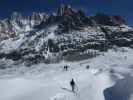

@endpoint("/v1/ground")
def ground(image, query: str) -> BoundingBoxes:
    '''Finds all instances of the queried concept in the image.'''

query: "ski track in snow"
[0,47,133,100]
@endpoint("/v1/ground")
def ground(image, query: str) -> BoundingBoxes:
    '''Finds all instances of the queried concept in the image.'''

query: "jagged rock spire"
[57,4,72,16]
[10,12,23,20]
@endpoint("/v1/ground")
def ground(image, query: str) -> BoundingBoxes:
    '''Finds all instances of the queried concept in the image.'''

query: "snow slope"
[0,47,133,100]
[0,69,115,100]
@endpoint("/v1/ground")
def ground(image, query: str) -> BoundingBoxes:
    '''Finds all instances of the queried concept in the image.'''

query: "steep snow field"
[0,47,133,100]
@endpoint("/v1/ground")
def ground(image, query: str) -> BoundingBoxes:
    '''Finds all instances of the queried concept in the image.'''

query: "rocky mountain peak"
[27,5,126,32]
[10,12,23,20]
[30,12,48,21]
[0,5,132,66]
[93,13,125,26]
[57,4,73,16]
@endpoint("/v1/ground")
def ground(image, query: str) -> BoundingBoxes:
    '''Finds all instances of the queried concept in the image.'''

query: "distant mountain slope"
[0,5,133,66]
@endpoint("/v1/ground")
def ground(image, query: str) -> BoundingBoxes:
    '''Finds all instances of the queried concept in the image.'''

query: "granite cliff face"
[0,5,133,66]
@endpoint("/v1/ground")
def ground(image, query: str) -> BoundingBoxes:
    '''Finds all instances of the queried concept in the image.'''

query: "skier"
[70,78,76,92]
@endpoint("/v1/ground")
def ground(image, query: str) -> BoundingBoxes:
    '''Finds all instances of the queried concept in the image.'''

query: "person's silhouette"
[70,78,75,92]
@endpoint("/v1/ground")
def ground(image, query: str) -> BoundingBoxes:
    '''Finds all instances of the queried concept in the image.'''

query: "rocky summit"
[0,5,133,66]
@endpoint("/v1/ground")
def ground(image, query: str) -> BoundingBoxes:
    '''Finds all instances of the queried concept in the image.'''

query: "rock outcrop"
[0,5,132,66]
